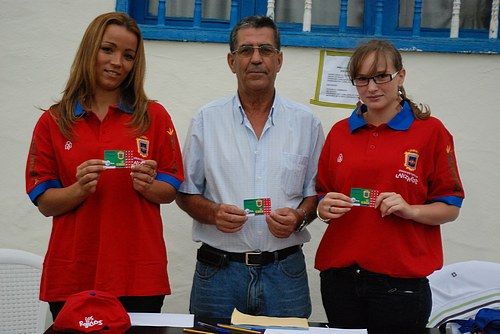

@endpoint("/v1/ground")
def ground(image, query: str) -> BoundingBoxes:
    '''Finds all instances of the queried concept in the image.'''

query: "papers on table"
[266,328,367,334]
[128,310,367,333]
[128,312,194,327]
[231,308,309,329]
[230,309,367,334]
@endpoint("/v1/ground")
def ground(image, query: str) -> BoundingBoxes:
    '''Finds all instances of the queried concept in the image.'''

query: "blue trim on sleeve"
[156,172,182,190]
[429,195,463,208]
[28,179,63,204]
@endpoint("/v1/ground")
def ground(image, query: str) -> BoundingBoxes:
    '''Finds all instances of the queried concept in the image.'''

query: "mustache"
[247,66,266,73]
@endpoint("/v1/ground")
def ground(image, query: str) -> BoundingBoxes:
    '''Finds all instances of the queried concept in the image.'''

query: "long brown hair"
[51,12,149,138]
[348,39,430,120]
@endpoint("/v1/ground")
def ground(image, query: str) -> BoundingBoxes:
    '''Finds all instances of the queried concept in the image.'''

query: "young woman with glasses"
[314,39,465,332]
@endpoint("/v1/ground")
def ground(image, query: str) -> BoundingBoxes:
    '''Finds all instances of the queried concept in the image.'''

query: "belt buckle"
[245,252,262,266]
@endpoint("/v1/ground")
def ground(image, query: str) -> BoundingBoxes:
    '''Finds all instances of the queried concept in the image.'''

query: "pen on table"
[183,328,215,334]
[197,321,231,333]
[216,324,263,334]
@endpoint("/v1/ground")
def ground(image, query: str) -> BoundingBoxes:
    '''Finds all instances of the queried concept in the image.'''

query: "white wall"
[1,0,499,325]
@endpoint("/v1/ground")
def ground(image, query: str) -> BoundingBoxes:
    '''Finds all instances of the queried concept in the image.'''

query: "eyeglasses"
[231,44,280,57]
[351,71,400,87]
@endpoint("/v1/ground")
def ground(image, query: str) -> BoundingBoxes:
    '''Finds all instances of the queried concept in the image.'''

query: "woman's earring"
[398,86,404,97]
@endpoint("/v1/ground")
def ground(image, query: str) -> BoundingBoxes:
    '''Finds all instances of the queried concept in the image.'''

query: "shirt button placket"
[367,130,379,154]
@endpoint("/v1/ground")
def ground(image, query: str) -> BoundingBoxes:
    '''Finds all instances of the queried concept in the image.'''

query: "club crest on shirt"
[167,127,174,136]
[136,136,149,157]
[404,149,419,172]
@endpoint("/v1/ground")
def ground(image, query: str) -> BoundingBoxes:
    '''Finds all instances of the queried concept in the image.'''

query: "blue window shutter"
[116,0,500,54]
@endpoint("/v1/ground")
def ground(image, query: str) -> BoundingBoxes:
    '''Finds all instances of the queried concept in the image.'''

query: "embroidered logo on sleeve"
[446,145,463,192]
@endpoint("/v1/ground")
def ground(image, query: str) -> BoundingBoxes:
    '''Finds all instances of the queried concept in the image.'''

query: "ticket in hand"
[244,197,272,216]
[104,150,142,168]
[350,188,380,208]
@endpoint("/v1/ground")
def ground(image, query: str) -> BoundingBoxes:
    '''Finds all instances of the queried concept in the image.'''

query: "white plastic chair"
[427,260,500,329]
[0,248,48,334]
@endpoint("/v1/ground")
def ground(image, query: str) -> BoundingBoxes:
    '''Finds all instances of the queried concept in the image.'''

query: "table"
[124,327,445,334]
[44,319,447,333]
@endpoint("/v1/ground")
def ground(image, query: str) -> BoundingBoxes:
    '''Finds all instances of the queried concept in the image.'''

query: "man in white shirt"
[176,15,324,319]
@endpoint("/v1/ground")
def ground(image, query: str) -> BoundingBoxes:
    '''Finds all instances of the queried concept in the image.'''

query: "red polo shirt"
[26,101,184,301]
[315,102,464,278]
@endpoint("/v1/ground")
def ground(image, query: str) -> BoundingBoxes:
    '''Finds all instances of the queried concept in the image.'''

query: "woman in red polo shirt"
[315,39,464,331]
[25,12,184,320]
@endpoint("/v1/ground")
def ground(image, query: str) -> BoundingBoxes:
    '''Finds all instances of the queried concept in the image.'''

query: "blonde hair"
[50,12,149,138]
[348,39,430,120]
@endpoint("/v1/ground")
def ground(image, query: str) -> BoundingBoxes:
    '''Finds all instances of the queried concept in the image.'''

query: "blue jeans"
[320,266,431,333]
[190,247,311,318]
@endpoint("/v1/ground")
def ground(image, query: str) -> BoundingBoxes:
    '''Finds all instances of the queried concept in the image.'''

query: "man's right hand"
[213,203,248,233]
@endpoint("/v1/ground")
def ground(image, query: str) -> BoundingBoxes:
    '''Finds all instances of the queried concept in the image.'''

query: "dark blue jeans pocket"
[368,275,432,327]
[278,249,307,278]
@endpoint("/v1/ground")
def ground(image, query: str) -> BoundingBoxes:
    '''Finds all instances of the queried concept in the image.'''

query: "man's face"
[227,27,283,95]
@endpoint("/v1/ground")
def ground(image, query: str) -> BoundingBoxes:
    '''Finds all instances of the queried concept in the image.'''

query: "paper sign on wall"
[310,50,358,109]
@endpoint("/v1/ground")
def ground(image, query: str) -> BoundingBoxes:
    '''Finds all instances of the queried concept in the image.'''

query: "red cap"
[53,290,131,333]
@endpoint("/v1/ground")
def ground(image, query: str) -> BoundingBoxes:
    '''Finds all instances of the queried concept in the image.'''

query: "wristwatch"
[295,208,309,232]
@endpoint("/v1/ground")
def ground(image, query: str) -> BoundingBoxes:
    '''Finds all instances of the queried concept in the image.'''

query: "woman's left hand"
[375,192,416,220]
[130,159,157,193]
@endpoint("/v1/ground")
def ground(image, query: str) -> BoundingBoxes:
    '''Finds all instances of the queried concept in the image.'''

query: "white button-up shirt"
[179,93,325,252]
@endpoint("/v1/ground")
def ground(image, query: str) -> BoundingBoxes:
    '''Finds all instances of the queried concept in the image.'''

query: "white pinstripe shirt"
[179,93,325,252]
